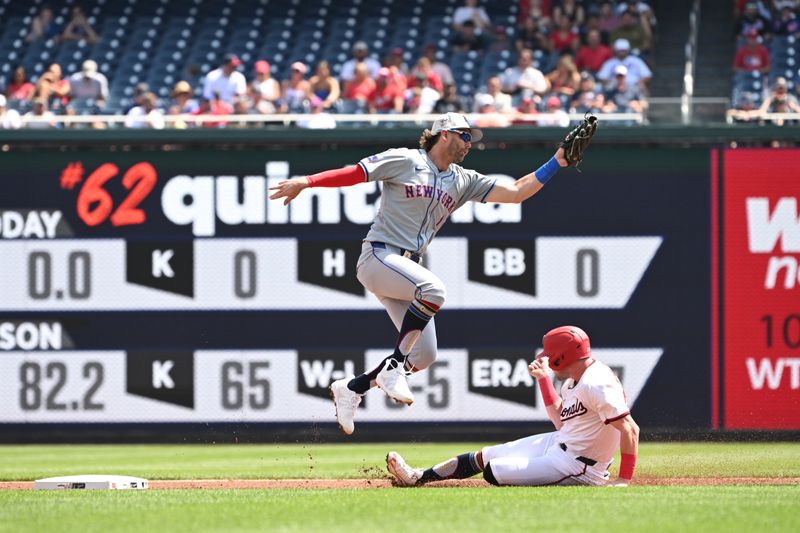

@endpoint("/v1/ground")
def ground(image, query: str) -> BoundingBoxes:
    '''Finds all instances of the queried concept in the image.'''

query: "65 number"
[221,361,270,410]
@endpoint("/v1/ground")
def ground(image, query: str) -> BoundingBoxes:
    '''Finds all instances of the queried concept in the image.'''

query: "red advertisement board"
[720,149,800,429]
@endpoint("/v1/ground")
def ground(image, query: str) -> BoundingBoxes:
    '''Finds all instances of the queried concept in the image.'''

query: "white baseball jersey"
[557,360,631,465]
[358,148,496,254]
[481,360,630,486]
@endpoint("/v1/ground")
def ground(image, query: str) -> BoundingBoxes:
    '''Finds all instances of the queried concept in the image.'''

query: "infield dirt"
[1,477,798,490]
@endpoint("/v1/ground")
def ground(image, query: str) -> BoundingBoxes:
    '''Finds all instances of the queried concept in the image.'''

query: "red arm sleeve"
[537,377,559,407]
[306,165,366,188]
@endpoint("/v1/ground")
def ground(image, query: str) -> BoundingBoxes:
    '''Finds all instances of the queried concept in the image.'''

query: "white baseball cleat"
[329,376,361,435]
[386,451,423,487]
[376,359,414,405]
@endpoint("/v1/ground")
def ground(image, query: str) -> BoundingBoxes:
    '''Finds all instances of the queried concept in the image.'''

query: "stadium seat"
[0,0,542,121]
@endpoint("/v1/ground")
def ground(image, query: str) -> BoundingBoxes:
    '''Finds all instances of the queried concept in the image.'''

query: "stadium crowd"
[0,0,657,129]
[727,0,800,124]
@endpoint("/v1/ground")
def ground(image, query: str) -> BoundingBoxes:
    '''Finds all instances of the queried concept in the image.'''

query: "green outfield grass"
[1,442,799,480]
[1,443,798,533]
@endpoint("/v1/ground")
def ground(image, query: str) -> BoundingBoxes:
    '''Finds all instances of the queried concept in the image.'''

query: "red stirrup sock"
[619,453,637,481]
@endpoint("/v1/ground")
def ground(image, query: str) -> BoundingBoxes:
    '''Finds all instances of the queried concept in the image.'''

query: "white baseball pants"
[356,241,443,370]
[481,431,610,486]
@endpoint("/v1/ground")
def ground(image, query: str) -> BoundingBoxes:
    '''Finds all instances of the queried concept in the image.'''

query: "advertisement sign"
[720,149,800,429]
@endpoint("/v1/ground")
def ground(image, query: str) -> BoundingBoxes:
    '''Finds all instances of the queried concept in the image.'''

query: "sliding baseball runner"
[269,113,598,435]
[387,325,640,486]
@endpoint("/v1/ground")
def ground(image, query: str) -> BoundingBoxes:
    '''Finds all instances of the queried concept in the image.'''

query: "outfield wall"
[0,128,797,440]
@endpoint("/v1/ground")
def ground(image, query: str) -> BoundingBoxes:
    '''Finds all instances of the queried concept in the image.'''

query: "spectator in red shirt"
[193,94,233,128]
[576,29,613,74]
[549,14,580,54]
[343,63,376,104]
[733,29,770,73]
[408,57,444,94]
[34,63,70,111]
[512,94,539,125]
[369,67,405,113]
[518,0,553,28]
[5,65,35,102]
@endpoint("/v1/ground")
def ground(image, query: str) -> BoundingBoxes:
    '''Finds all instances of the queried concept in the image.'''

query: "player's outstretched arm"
[268,164,366,205]
[529,357,563,429]
[268,176,310,205]
[484,148,568,204]
[608,415,640,486]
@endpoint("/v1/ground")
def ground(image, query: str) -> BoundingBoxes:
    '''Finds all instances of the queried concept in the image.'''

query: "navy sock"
[419,452,482,483]
[346,374,371,394]
[392,301,435,360]
[419,468,443,483]
[347,356,398,394]
[347,300,436,395]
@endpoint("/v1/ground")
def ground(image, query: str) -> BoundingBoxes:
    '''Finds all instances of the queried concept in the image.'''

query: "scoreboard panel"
[0,147,711,427]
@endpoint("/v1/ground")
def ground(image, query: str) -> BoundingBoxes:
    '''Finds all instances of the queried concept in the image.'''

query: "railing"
[725,111,800,124]
[650,96,731,106]
[681,0,701,125]
[10,111,646,128]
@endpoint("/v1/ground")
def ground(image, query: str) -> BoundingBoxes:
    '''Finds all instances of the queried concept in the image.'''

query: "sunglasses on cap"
[447,129,472,143]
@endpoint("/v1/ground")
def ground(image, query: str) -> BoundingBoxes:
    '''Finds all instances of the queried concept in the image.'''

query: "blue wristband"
[534,156,561,185]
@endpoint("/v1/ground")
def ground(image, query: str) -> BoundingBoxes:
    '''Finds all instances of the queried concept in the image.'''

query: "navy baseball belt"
[370,241,422,264]
[559,443,597,466]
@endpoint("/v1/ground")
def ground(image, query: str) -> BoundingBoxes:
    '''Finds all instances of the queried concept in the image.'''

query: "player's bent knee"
[417,280,446,310]
[483,463,501,486]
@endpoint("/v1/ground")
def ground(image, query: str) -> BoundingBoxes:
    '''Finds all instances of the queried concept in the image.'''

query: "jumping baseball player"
[269,113,597,435]
[385,325,639,486]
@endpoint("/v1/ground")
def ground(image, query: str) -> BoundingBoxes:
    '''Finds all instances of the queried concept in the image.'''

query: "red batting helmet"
[541,326,592,370]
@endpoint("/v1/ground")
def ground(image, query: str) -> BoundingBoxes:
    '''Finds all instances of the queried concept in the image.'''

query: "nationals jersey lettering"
[560,401,588,421]
[557,360,630,465]
[358,148,496,254]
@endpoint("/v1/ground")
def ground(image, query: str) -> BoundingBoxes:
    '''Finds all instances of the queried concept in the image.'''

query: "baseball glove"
[559,114,598,169]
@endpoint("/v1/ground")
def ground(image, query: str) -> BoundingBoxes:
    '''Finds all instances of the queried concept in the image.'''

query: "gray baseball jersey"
[358,148,497,253]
